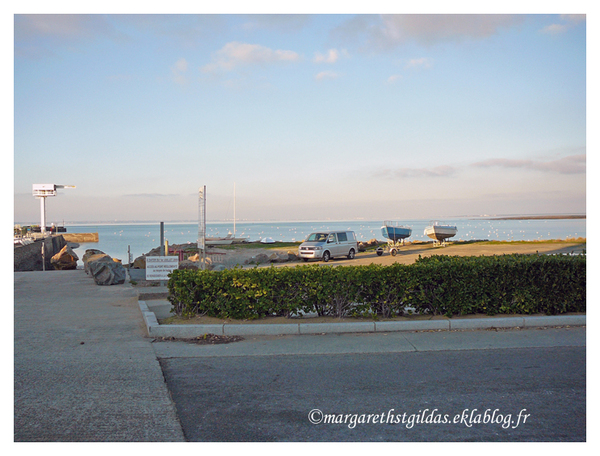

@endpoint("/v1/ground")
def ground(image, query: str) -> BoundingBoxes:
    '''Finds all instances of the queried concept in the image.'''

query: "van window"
[327,233,337,243]
[337,232,348,242]
[347,231,356,241]
[307,233,328,242]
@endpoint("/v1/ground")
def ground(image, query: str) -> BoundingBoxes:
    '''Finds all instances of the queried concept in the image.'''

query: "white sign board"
[146,256,179,281]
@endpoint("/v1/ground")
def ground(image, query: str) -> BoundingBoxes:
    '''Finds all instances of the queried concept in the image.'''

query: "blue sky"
[11,8,588,224]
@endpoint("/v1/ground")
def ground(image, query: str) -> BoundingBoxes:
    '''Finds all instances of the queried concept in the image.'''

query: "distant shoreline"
[484,215,585,221]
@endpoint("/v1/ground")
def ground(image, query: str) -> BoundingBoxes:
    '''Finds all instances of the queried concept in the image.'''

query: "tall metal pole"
[160,222,164,256]
[233,182,236,238]
[40,197,47,236]
[198,186,206,270]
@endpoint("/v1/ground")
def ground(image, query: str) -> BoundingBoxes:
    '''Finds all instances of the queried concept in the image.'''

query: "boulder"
[84,253,113,275]
[269,252,291,263]
[82,249,106,266]
[178,260,198,270]
[132,255,146,269]
[246,253,269,264]
[358,238,380,252]
[87,258,126,285]
[50,245,79,270]
[82,249,126,285]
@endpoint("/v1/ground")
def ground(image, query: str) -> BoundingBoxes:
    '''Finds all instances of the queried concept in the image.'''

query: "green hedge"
[167,254,586,319]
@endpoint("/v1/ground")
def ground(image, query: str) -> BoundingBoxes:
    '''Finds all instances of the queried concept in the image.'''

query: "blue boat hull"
[381,225,412,242]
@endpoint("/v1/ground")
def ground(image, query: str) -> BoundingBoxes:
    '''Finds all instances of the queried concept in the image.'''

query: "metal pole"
[233,182,236,238]
[203,185,207,269]
[160,222,164,256]
[40,197,46,236]
[198,186,206,270]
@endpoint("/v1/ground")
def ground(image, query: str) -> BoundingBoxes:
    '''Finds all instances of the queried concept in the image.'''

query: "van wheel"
[322,251,331,262]
[347,249,355,259]
[303,258,309,262]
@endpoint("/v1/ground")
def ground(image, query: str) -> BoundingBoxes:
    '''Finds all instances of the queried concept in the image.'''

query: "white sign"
[146,256,179,281]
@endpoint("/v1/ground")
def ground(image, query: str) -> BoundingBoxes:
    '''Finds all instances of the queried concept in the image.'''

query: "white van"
[298,231,358,262]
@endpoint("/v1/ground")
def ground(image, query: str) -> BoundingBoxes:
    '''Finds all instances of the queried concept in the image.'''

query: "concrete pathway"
[14,270,184,442]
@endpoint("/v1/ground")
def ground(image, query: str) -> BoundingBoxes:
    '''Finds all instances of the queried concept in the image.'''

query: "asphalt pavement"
[14,270,184,442]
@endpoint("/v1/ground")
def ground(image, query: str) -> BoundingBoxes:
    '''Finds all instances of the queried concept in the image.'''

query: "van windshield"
[306,233,328,242]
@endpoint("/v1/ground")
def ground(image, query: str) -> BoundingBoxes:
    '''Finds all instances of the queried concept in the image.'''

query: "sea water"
[64,218,586,263]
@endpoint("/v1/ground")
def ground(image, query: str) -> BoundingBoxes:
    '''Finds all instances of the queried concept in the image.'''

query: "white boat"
[424,221,458,245]
[205,234,235,246]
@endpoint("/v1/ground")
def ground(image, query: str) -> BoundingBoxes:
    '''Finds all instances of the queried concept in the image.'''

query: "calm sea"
[64,218,586,263]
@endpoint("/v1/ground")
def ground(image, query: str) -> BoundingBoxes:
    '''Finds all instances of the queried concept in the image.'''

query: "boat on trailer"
[378,221,412,256]
[424,221,458,245]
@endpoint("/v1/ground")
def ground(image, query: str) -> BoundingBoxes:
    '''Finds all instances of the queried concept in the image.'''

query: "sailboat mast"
[233,183,236,237]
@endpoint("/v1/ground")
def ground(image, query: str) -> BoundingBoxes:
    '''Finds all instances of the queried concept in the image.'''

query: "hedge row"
[167,254,586,319]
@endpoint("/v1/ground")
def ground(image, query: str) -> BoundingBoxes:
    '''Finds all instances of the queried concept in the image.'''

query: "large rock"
[50,245,79,270]
[83,252,113,275]
[82,249,106,267]
[87,258,126,285]
[358,238,380,252]
[132,255,146,269]
[83,249,126,285]
[247,253,270,265]
[178,260,198,270]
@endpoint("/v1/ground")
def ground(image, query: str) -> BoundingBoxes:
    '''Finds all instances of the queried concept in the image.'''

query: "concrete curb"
[138,301,586,338]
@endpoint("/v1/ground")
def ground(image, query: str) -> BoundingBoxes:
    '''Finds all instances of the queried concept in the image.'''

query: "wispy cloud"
[374,165,457,179]
[472,154,585,174]
[315,70,340,81]
[15,14,118,58]
[334,15,525,50]
[171,58,189,85]
[371,153,585,180]
[541,14,586,34]
[201,41,300,74]
[405,57,433,69]
[386,74,402,84]
[313,48,348,64]
[122,193,181,198]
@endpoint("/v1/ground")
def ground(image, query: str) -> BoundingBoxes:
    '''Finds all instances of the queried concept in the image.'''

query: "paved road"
[156,327,586,442]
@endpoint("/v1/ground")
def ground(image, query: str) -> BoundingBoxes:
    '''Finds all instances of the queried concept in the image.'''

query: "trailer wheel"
[391,248,397,256]
[376,247,383,256]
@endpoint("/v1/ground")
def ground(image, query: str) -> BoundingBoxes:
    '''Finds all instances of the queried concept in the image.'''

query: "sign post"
[145,256,179,281]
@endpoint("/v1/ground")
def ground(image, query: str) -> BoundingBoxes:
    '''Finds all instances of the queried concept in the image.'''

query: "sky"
[11,6,589,224]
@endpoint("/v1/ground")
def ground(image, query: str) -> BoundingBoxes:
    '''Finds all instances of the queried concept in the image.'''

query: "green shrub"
[167,254,586,319]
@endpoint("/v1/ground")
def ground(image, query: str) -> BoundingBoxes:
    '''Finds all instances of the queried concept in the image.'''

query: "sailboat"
[424,221,458,245]
[206,183,249,245]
